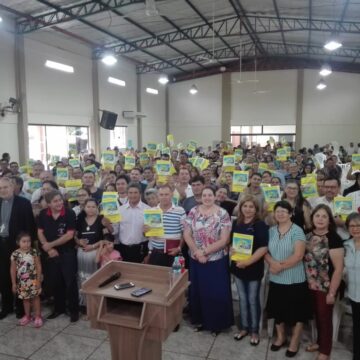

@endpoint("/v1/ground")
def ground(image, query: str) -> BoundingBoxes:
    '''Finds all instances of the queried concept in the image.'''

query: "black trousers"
[115,242,148,263]
[149,251,174,267]
[350,300,360,360]
[0,237,23,315]
[46,250,79,314]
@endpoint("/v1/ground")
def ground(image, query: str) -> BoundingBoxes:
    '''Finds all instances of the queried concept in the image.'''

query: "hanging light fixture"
[101,53,117,65]
[319,64,332,77]
[316,79,327,90]
[189,84,198,95]
[158,74,169,85]
[324,38,342,51]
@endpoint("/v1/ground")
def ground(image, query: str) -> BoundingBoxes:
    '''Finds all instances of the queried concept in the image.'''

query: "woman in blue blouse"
[231,195,268,345]
[265,201,312,358]
[345,213,360,360]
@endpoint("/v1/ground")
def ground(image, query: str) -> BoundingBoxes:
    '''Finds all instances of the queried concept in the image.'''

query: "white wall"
[140,74,166,146]
[231,70,297,126]
[98,58,137,150]
[169,74,222,147]
[302,70,360,148]
[0,17,19,161]
[25,37,93,127]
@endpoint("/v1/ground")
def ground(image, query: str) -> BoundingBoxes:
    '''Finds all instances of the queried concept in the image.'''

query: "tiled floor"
[0,305,353,360]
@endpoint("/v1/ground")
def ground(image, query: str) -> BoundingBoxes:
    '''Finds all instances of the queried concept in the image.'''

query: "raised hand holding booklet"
[263,186,281,211]
[301,175,318,198]
[65,179,82,202]
[231,233,254,261]
[144,209,164,237]
[232,171,249,192]
[334,196,354,221]
[101,151,116,170]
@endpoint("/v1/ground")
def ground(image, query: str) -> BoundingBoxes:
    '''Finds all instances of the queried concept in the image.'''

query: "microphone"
[98,272,121,288]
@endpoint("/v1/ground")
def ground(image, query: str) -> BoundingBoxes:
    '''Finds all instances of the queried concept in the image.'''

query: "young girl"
[10,232,42,327]
[95,239,122,268]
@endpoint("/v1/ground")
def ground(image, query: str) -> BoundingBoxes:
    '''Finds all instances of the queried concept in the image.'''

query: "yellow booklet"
[352,154,360,172]
[231,233,254,261]
[232,171,249,193]
[301,176,318,198]
[263,186,281,211]
[124,155,135,170]
[155,160,171,176]
[56,168,69,183]
[144,209,164,237]
[139,153,150,167]
[27,178,42,194]
[101,150,116,171]
[334,196,354,221]
[276,148,287,161]
[147,143,157,156]
[167,134,174,147]
[223,155,235,171]
[64,179,82,202]
[101,197,121,223]
[68,158,81,168]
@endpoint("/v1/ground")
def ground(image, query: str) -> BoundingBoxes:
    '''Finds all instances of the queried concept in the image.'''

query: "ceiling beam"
[136,41,360,73]
[33,0,187,73]
[272,0,287,54]
[307,0,312,54]
[17,0,143,33]
[92,0,208,70]
[184,0,238,58]
[172,56,360,82]
[228,0,266,55]
[96,14,360,56]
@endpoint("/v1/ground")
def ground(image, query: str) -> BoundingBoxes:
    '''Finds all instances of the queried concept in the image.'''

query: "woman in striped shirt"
[265,200,312,358]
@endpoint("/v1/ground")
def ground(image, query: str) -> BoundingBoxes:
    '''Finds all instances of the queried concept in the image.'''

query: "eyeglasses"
[349,224,360,229]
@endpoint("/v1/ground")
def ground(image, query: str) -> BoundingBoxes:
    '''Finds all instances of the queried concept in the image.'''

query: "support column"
[14,34,29,164]
[136,74,142,149]
[295,69,304,151]
[165,85,169,136]
[91,59,101,156]
[221,72,231,142]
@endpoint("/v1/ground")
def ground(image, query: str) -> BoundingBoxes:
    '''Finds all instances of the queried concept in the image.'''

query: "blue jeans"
[234,278,261,334]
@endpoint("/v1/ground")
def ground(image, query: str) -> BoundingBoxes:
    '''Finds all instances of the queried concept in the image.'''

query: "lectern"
[82,261,188,360]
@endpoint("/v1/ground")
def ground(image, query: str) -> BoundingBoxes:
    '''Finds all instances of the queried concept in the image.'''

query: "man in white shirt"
[113,182,150,263]
[31,171,66,204]
[312,177,349,239]
[347,142,357,156]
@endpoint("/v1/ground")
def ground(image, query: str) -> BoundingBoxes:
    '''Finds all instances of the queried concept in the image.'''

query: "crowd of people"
[0,139,359,360]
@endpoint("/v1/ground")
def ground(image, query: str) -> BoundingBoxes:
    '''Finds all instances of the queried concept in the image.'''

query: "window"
[110,126,127,149]
[28,125,89,165]
[230,125,296,147]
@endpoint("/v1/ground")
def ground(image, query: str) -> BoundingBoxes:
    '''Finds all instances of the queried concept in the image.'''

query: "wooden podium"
[82,261,188,360]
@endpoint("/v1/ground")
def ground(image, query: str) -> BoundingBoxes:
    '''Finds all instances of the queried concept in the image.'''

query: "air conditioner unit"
[122,111,147,119]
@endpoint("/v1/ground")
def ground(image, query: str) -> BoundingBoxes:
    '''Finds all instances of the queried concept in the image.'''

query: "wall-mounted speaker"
[100,111,118,130]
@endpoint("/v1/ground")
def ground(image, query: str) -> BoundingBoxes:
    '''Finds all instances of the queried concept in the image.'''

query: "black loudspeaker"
[100,111,118,130]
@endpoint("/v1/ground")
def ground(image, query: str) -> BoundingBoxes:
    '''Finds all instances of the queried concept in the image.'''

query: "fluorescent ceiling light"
[189,84,198,95]
[102,54,117,66]
[324,39,342,51]
[316,79,327,90]
[319,65,332,77]
[0,16,3,23]
[108,76,126,87]
[146,87,159,95]
[45,60,74,73]
[158,74,169,85]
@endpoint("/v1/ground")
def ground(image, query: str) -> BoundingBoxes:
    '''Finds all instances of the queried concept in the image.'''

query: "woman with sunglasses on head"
[344,213,360,360]
[265,201,312,358]
[304,204,344,360]
[282,180,312,232]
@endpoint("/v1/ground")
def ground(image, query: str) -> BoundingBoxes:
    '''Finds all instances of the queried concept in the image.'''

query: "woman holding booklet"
[265,200,312,358]
[184,186,233,336]
[230,195,268,345]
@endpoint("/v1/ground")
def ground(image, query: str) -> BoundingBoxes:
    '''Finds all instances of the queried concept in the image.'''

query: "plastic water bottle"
[172,256,182,275]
